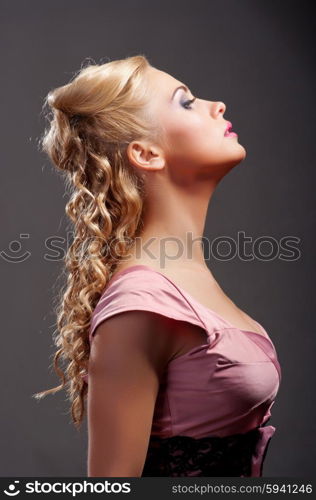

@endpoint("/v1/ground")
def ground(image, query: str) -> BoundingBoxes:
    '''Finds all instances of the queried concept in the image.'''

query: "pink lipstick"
[224,121,238,138]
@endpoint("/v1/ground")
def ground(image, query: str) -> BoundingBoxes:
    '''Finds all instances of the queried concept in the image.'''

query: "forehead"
[146,67,183,95]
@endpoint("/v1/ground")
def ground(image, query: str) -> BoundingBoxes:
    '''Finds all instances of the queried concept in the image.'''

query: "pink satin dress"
[83,264,281,477]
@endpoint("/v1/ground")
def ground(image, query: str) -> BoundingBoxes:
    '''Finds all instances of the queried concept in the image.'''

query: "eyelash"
[182,97,197,109]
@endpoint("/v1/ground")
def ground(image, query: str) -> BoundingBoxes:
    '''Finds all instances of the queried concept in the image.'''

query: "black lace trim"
[142,427,262,477]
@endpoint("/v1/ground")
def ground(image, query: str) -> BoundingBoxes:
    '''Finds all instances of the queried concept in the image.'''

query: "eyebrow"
[171,84,189,101]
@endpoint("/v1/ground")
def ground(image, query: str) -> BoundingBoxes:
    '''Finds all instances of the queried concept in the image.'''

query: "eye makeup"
[171,85,190,101]
[181,97,197,109]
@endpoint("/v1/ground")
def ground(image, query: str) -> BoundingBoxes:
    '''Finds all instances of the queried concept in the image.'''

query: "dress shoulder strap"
[89,265,209,343]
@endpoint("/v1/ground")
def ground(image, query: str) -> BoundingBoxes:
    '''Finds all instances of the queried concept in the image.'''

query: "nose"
[217,101,226,115]
[210,101,226,118]
[208,101,226,118]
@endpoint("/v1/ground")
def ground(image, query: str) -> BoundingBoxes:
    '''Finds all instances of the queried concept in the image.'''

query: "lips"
[224,121,233,136]
[224,121,238,138]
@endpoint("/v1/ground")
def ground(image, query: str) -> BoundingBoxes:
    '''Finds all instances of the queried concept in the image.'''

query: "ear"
[126,140,165,172]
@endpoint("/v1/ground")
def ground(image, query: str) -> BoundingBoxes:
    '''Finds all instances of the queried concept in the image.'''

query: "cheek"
[164,116,213,150]
[164,118,222,162]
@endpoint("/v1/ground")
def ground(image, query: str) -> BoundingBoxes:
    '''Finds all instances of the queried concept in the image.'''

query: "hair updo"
[33,54,161,428]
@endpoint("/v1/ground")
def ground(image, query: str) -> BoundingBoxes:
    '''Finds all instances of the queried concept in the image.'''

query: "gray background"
[1,0,315,477]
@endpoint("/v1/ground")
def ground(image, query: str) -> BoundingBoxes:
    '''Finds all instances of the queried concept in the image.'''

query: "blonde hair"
[33,54,161,428]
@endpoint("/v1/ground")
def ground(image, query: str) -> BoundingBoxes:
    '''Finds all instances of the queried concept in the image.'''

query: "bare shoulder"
[87,309,182,476]
[89,309,180,380]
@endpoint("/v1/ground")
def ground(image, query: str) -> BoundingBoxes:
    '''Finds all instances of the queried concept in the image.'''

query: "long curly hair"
[33,54,162,429]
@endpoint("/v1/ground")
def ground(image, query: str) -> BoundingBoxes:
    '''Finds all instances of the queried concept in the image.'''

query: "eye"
[181,97,197,109]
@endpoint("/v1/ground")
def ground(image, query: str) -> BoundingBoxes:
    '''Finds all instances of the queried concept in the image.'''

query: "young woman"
[35,54,281,477]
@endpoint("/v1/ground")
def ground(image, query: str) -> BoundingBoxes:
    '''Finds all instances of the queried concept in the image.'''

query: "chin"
[237,143,247,160]
[230,142,247,163]
[219,148,247,173]
[220,140,247,166]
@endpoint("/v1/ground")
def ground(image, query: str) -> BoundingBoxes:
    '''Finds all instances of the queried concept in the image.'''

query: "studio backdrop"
[1,0,315,477]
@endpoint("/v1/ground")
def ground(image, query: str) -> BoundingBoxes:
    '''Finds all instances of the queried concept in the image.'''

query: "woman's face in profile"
[145,67,246,178]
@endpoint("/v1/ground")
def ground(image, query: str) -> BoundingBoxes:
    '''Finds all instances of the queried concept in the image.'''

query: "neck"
[128,172,222,272]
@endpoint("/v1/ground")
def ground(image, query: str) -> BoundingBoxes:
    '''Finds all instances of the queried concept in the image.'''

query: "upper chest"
[162,268,264,337]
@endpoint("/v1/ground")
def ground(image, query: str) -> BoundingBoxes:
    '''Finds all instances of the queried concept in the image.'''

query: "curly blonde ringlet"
[33,54,162,429]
